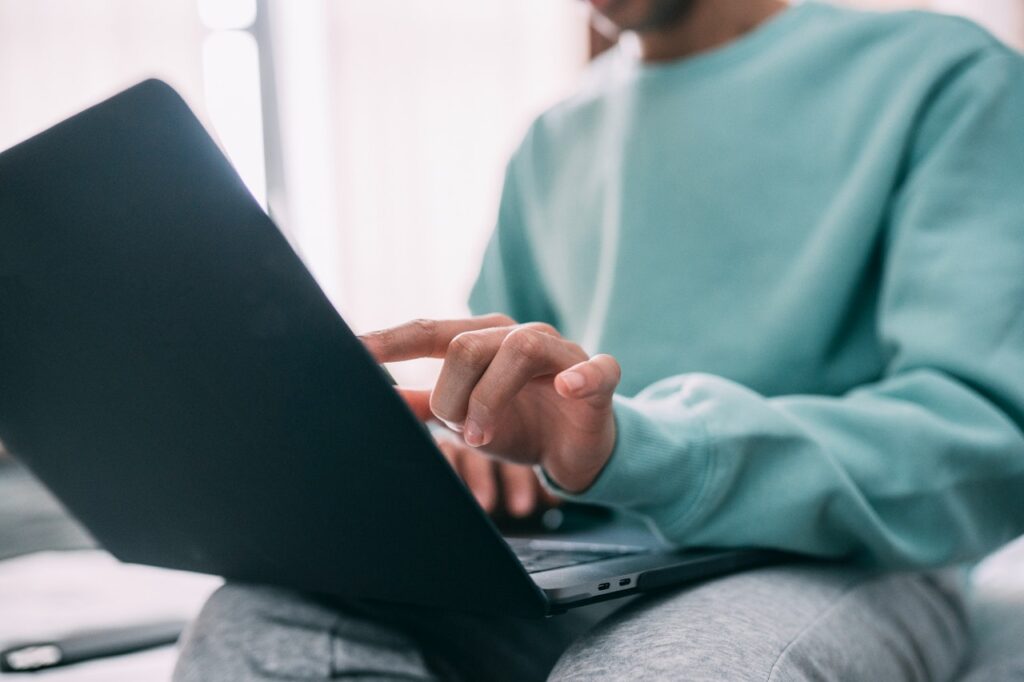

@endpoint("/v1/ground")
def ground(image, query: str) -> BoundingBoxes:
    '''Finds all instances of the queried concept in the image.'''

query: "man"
[175,0,1024,679]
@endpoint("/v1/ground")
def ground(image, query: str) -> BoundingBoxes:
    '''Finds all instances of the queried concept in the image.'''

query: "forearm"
[551,370,1024,568]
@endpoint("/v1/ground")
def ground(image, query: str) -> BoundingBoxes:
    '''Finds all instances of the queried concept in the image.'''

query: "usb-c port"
[598,582,610,591]
[619,578,631,587]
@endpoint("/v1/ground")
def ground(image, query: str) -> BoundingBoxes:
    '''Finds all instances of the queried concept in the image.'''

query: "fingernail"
[560,371,585,391]
[464,419,483,447]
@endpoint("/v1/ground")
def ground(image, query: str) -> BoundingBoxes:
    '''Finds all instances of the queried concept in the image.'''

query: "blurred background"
[1,0,1021,385]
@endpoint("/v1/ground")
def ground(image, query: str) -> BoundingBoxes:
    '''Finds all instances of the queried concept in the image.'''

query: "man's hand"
[360,314,621,493]
[434,432,559,517]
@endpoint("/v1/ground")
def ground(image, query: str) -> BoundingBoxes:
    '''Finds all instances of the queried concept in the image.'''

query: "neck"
[637,0,789,63]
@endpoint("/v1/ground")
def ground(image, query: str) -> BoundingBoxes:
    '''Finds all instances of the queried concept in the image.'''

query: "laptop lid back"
[0,80,547,617]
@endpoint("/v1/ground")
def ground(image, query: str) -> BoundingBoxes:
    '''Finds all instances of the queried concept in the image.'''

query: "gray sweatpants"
[174,565,968,681]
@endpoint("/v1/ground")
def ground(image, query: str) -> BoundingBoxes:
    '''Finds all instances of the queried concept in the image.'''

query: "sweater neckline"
[618,1,822,83]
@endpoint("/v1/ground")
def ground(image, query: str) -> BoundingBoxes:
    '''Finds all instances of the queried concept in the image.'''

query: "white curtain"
[0,1,268,207]
[0,1,207,152]
[836,0,1024,48]
[932,0,1024,48]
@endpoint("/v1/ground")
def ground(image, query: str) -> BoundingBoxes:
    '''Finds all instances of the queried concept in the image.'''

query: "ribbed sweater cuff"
[540,395,711,522]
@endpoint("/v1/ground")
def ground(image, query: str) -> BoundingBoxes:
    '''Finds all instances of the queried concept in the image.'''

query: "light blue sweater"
[469,1,1024,567]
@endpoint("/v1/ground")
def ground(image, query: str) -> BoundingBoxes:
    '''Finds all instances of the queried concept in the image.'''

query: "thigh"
[174,584,435,682]
[550,564,969,682]
[362,594,626,682]
[174,582,624,682]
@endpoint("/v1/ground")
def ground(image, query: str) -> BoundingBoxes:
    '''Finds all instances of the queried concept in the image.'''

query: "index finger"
[359,314,515,362]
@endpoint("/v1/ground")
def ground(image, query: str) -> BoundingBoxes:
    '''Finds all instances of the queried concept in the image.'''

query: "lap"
[174,564,968,682]
[173,583,612,682]
[552,565,968,681]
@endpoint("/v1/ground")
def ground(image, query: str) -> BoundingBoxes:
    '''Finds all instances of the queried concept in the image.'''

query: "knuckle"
[365,328,394,351]
[484,313,516,327]
[564,341,587,359]
[448,332,488,365]
[524,322,559,337]
[407,318,437,348]
[466,394,494,422]
[503,328,544,360]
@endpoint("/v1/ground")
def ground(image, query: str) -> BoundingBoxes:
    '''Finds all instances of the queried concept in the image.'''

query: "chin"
[591,0,653,32]
[589,0,694,34]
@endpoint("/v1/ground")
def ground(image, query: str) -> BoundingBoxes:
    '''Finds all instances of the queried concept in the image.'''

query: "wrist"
[540,419,616,494]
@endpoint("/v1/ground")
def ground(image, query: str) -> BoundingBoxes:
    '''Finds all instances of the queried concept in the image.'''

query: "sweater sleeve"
[548,49,1024,568]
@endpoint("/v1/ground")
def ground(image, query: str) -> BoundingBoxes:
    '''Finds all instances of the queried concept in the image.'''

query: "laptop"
[0,80,781,617]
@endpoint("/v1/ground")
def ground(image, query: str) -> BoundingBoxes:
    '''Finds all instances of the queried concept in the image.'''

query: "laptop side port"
[618,578,631,587]
[598,582,611,591]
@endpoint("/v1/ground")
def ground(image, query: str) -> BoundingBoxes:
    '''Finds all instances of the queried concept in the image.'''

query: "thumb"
[397,387,434,421]
[554,354,621,407]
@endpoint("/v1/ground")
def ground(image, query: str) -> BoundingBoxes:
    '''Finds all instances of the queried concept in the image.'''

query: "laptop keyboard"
[507,538,644,574]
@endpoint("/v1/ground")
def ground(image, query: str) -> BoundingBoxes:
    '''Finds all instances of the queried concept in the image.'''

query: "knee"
[191,582,340,633]
[174,583,336,682]
[187,582,272,632]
